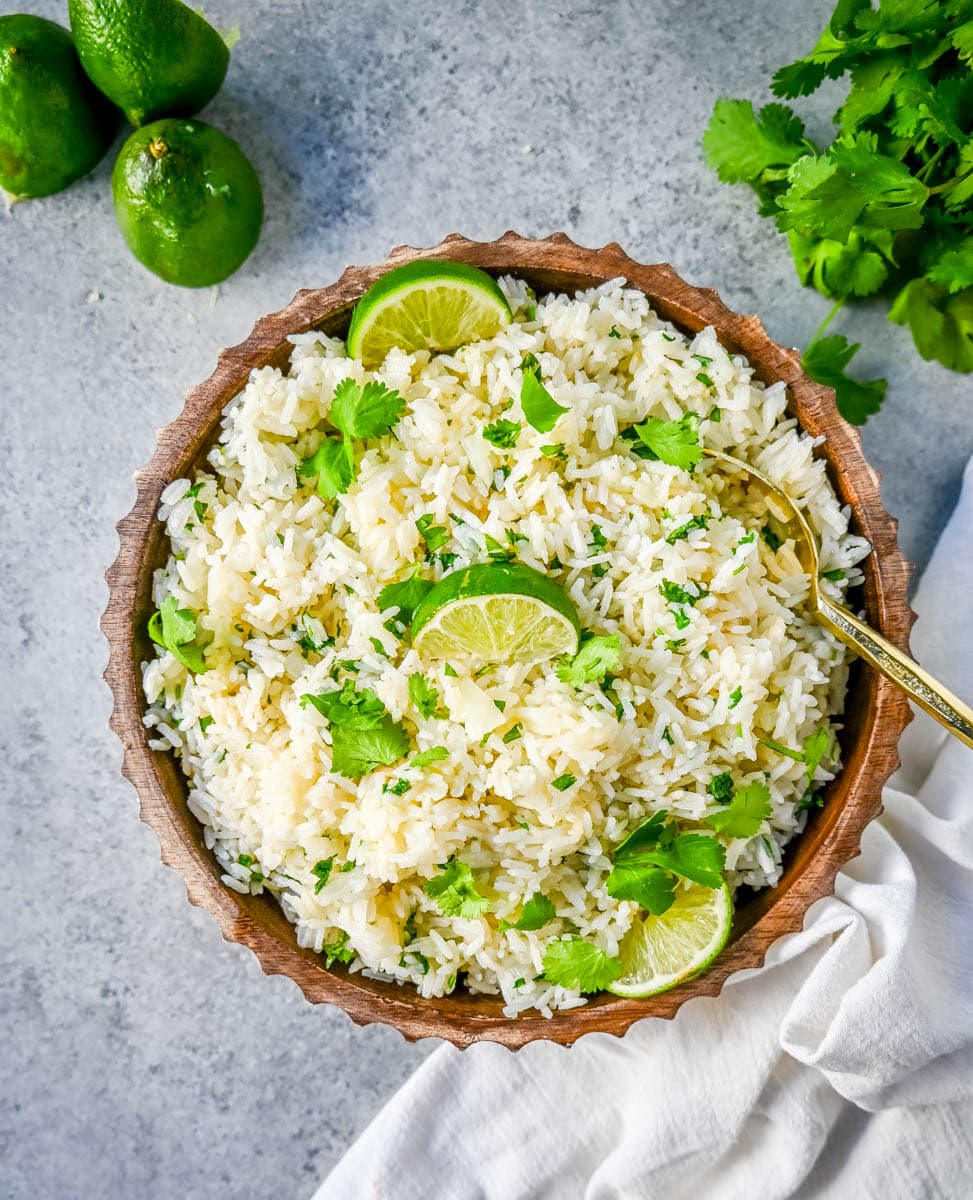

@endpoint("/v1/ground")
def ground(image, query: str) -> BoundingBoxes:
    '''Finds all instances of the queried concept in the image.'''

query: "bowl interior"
[112,236,912,1047]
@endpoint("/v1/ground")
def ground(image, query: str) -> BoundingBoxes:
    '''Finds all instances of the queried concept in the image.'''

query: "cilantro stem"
[927,164,973,196]
[806,299,844,351]
[916,145,947,184]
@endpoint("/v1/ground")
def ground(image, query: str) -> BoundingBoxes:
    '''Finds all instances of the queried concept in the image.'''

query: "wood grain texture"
[102,232,914,1048]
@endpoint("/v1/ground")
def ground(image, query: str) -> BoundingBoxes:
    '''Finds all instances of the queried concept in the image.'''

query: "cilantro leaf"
[702,99,810,183]
[775,139,929,244]
[147,596,209,673]
[614,815,726,889]
[408,673,441,719]
[551,773,577,791]
[377,572,434,624]
[801,334,887,424]
[513,892,556,931]
[802,728,831,782]
[889,278,973,373]
[311,858,333,894]
[411,745,448,768]
[424,859,491,919]
[299,436,356,499]
[787,229,889,300]
[708,772,734,804]
[927,242,973,296]
[659,578,707,607]
[632,412,701,470]
[665,513,709,544]
[541,939,621,992]
[483,419,522,449]
[301,682,387,730]
[520,355,569,433]
[329,378,405,439]
[330,719,409,778]
[606,864,676,915]
[416,513,449,553]
[322,931,354,967]
[556,633,621,688]
[706,781,773,839]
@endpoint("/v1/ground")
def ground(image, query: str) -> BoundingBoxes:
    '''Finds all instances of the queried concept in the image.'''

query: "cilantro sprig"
[605,811,727,919]
[556,632,621,688]
[301,681,409,778]
[148,596,209,674]
[541,938,621,992]
[702,2,973,408]
[299,378,404,498]
[520,353,569,433]
[424,859,491,919]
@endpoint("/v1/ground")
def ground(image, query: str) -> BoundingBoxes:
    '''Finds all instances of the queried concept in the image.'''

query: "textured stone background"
[2,1,971,1197]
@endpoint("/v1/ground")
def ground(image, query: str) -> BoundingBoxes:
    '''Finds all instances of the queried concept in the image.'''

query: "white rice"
[142,276,868,1017]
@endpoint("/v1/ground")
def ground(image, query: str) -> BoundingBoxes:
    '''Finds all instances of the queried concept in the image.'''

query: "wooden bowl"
[103,232,913,1048]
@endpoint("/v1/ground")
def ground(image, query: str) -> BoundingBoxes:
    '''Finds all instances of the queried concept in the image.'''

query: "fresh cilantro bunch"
[703,0,973,421]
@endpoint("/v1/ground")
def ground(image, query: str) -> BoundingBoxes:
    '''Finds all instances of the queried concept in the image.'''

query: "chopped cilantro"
[706,780,772,839]
[199,716,214,733]
[672,607,692,631]
[311,858,333,894]
[502,722,523,744]
[377,572,434,624]
[424,859,491,918]
[708,772,734,804]
[483,419,522,449]
[520,353,569,433]
[147,596,209,674]
[329,378,405,439]
[411,745,448,768]
[541,939,621,992]
[298,436,356,499]
[802,728,831,783]
[330,721,409,778]
[665,513,709,544]
[631,411,701,470]
[443,663,458,678]
[758,735,804,762]
[729,685,743,708]
[400,950,430,975]
[323,932,354,967]
[540,443,566,461]
[238,853,253,867]
[696,372,715,388]
[665,638,686,651]
[659,579,707,607]
[369,636,389,658]
[408,673,441,719]
[513,892,556,931]
[822,567,846,582]
[761,524,782,552]
[556,633,621,688]
[416,514,449,554]
[608,326,622,338]
[552,773,577,791]
[383,778,411,796]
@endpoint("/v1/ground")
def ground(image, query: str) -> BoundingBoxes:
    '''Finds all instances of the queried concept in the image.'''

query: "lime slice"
[347,260,512,367]
[411,562,581,665]
[608,880,733,998]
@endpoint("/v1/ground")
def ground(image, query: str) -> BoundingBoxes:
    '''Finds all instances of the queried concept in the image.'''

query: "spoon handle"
[817,596,973,751]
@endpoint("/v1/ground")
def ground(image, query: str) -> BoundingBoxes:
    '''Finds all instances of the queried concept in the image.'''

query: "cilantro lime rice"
[142,275,868,1016]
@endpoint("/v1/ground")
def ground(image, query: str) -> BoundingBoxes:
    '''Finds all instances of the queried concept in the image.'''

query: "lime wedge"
[347,260,512,367]
[608,880,733,998]
[411,562,581,665]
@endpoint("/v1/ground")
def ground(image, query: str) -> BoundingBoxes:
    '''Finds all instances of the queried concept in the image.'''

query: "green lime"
[608,880,733,998]
[112,118,263,287]
[68,0,229,128]
[411,562,581,665]
[0,15,118,199]
[347,260,512,368]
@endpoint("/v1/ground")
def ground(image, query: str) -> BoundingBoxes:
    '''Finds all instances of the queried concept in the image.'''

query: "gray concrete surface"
[2,1,971,1197]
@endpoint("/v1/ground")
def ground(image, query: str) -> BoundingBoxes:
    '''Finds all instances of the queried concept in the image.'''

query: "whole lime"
[68,0,229,127]
[0,14,118,199]
[112,119,263,287]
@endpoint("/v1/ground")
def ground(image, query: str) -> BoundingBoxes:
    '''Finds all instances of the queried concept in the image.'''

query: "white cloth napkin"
[317,458,973,1200]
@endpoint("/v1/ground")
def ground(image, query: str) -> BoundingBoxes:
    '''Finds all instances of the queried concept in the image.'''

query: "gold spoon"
[703,447,973,750]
